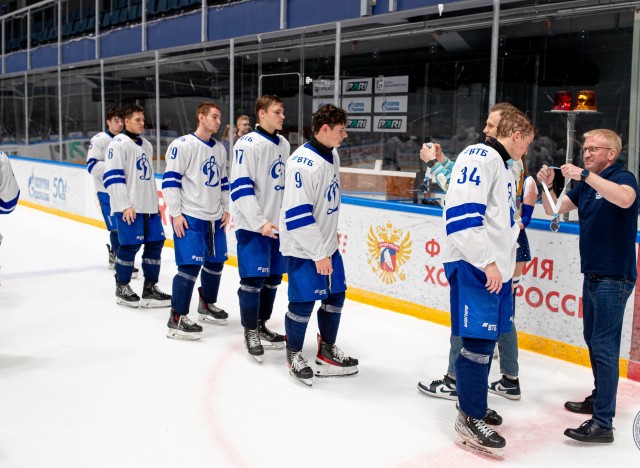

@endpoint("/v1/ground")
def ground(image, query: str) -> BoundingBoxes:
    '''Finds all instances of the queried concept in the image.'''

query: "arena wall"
[8,155,640,381]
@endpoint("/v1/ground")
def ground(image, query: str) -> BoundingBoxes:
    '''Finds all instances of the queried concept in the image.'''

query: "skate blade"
[166,330,201,341]
[140,299,171,308]
[198,314,228,325]
[455,439,503,458]
[314,362,359,377]
[289,370,313,386]
[116,298,140,308]
[131,271,139,279]
[261,340,286,350]
[248,354,263,363]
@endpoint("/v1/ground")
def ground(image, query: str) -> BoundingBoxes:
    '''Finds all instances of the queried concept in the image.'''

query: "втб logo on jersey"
[136,153,151,180]
[271,155,285,190]
[367,221,412,285]
[202,155,221,187]
[325,175,340,214]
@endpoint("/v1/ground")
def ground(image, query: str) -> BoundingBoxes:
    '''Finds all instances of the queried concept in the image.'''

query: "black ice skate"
[197,287,228,325]
[116,282,140,307]
[286,348,313,386]
[166,312,202,340]
[108,244,138,278]
[455,410,506,458]
[258,320,286,350]
[140,282,171,308]
[315,334,358,377]
[244,328,264,363]
[455,402,503,426]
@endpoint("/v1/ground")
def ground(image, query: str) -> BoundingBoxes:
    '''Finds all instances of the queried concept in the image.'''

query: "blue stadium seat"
[128,5,142,21]
[101,11,112,28]
[81,16,95,33]
[165,0,179,12]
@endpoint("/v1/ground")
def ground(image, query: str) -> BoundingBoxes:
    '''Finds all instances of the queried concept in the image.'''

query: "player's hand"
[561,163,582,181]
[419,143,436,163]
[122,207,136,225]
[173,215,189,238]
[484,262,502,294]
[315,257,333,276]
[536,165,555,187]
[261,221,279,239]
[220,211,230,228]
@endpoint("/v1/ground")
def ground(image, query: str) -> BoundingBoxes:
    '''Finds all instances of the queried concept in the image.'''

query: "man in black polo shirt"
[537,129,638,444]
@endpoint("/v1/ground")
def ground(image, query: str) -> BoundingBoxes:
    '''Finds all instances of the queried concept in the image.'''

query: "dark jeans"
[582,274,635,428]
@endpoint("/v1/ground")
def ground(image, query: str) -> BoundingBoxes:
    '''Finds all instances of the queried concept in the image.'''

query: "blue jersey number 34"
[456,167,481,186]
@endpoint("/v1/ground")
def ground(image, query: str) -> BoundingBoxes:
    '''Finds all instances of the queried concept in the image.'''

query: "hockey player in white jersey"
[0,151,19,216]
[86,106,138,277]
[418,103,521,421]
[230,95,290,361]
[0,150,20,282]
[442,109,535,457]
[104,104,171,308]
[279,104,358,386]
[162,102,230,340]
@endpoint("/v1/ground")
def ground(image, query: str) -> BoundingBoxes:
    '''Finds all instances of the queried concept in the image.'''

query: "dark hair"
[195,102,221,126]
[312,104,347,134]
[106,105,122,121]
[254,95,283,121]
[122,104,145,120]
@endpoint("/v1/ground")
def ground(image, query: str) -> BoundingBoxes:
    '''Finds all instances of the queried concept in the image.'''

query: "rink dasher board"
[7,156,636,361]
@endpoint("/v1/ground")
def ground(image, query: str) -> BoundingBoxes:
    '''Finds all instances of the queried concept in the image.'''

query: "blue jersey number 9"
[295,171,302,188]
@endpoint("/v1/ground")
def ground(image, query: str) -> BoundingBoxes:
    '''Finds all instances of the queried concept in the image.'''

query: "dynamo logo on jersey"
[136,153,151,180]
[325,174,340,214]
[271,155,285,190]
[202,155,222,187]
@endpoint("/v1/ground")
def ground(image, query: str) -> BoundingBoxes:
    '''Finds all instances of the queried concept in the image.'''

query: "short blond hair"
[583,129,622,156]
[496,109,535,138]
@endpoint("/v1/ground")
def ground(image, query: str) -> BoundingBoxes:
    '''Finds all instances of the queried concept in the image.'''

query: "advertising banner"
[374,95,408,113]
[373,115,407,133]
[345,116,372,132]
[374,75,409,94]
[342,78,373,95]
[342,97,372,114]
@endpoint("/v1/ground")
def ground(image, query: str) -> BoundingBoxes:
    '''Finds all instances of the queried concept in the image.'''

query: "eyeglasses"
[582,146,613,155]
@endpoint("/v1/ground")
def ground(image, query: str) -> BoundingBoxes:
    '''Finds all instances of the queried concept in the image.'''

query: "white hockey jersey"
[86,131,116,194]
[162,133,229,222]
[230,128,290,232]
[104,133,158,214]
[0,151,20,214]
[279,142,341,261]
[443,142,519,281]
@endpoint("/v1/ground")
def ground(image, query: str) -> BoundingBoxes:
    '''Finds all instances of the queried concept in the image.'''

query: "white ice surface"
[1,206,639,467]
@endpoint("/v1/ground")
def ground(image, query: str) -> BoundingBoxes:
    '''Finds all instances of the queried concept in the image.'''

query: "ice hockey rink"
[1,205,639,467]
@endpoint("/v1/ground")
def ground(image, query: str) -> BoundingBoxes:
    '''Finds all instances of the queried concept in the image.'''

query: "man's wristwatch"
[426,159,437,169]
[580,168,590,182]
